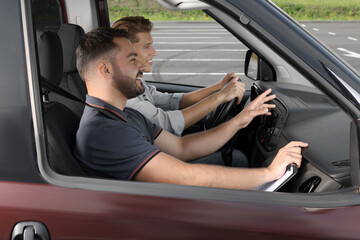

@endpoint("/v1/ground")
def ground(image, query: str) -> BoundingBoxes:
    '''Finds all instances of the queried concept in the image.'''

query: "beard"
[112,71,145,99]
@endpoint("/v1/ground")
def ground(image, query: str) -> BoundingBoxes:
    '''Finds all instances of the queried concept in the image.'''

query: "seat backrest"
[38,31,85,176]
[49,23,87,118]
[43,101,85,175]
[37,30,63,89]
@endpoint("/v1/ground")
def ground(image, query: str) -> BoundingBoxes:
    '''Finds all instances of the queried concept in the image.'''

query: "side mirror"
[245,50,259,80]
[244,50,275,81]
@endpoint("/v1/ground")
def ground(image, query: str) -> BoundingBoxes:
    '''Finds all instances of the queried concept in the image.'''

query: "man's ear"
[97,61,113,79]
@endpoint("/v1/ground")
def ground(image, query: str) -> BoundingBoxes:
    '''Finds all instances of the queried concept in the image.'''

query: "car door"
[3,0,360,239]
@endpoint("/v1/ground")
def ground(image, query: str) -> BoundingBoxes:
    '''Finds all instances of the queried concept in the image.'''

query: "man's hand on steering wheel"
[217,74,245,105]
[235,88,276,129]
[216,71,236,89]
[203,75,245,129]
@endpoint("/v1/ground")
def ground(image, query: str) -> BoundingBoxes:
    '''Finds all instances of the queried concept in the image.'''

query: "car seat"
[48,23,87,119]
[38,31,85,176]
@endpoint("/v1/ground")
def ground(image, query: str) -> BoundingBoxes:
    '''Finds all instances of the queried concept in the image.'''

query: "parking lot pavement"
[299,21,360,71]
[145,21,360,87]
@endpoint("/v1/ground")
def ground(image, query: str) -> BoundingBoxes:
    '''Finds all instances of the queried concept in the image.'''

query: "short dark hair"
[76,27,129,79]
[112,16,153,43]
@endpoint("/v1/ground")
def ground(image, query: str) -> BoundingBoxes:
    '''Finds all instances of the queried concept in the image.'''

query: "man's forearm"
[181,91,223,129]
[179,117,240,161]
[136,152,275,190]
[157,89,276,162]
[179,83,221,109]
[186,163,273,189]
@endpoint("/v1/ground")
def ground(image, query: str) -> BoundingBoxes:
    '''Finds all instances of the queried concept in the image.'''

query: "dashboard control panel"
[258,99,288,151]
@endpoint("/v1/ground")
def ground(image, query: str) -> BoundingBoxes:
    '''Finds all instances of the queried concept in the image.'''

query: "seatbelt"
[40,76,123,122]
[220,132,240,166]
[42,76,235,166]
[221,149,233,166]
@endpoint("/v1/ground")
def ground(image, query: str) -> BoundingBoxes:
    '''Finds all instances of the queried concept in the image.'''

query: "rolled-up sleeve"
[127,97,185,136]
[149,85,184,111]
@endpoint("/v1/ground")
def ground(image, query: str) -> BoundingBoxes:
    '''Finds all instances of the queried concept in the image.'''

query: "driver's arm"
[157,89,277,162]
[136,141,307,190]
[179,72,242,109]
[181,77,245,129]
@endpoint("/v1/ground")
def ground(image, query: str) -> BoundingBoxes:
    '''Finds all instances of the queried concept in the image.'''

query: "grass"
[108,6,210,22]
[108,0,360,21]
[273,0,360,20]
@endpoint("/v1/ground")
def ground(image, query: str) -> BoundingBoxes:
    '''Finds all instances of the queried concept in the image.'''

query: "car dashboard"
[249,81,351,193]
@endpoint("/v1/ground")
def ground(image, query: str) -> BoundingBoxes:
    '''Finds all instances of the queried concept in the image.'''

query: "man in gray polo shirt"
[74,27,307,190]
[112,16,248,167]
[113,16,245,137]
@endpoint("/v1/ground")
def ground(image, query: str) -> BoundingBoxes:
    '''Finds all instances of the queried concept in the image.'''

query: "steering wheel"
[204,98,237,130]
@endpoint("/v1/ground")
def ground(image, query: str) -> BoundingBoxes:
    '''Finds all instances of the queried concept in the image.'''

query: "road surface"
[145,21,360,87]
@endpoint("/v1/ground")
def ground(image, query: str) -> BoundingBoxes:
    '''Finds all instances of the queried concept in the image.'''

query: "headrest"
[38,31,63,87]
[58,24,85,73]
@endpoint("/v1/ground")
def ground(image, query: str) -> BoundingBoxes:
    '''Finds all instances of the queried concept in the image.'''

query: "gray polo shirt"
[74,95,162,180]
[126,79,185,136]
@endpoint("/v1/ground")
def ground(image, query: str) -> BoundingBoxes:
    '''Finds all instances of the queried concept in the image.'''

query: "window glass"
[33,0,63,33]
[107,0,248,87]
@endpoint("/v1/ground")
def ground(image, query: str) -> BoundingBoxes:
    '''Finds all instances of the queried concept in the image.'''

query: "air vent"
[332,159,350,167]
[299,177,321,193]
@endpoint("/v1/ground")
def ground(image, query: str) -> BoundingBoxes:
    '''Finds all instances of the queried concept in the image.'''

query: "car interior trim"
[20,0,48,183]
[327,67,360,106]
[29,0,360,209]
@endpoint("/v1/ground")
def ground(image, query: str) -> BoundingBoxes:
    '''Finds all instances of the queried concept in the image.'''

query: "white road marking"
[301,24,306,27]
[347,37,358,41]
[338,48,360,58]
[328,32,336,35]
[153,59,244,62]
[155,26,224,29]
[313,28,319,31]
[154,29,228,32]
[156,49,248,52]
[152,32,232,35]
[153,36,227,39]
[154,42,240,44]
[144,72,245,76]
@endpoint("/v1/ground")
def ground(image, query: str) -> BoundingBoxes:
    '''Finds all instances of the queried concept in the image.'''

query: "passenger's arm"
[156,89,277,161]
[181,77,245,129]
[178,72,239,109]
[135,141,307,190]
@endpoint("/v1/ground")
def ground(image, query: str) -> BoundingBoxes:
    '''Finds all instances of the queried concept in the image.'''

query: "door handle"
[11,221,50,240]
[23,227,35,240]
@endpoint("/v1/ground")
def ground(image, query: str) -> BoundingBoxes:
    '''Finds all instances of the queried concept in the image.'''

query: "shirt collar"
[86,95,128,122]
